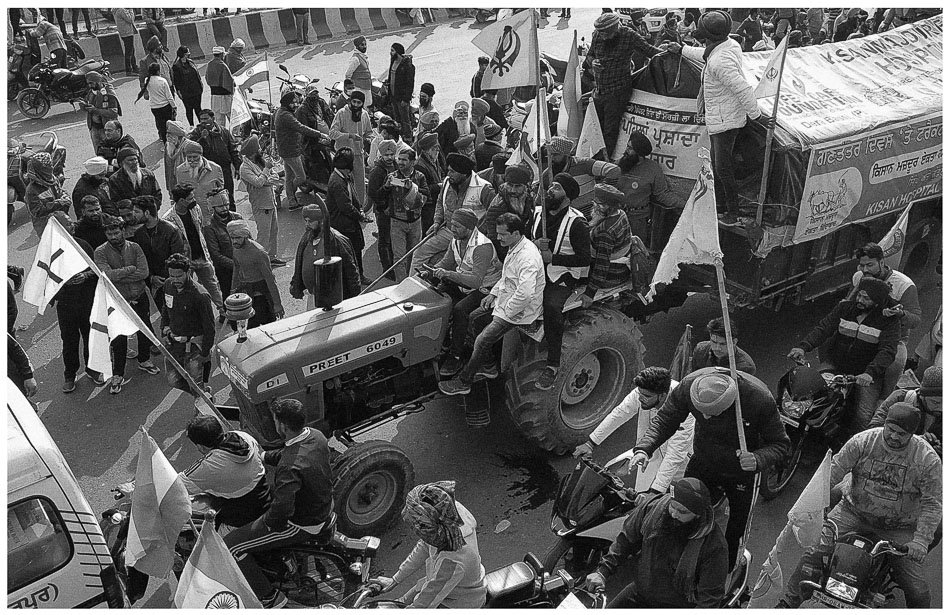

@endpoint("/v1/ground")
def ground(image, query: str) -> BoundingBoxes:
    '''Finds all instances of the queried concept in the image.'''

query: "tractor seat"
[303,512,338,546]
[484,561,536,607]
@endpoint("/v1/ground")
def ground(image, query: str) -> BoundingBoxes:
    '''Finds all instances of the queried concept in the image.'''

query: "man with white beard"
[436,101,476,156]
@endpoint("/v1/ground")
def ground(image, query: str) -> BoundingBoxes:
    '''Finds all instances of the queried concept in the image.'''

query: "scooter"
[16,55,111,119]
[334,553,607,609]
[799,520,910,608]
[761,361,855,499]
[101,486,379,607]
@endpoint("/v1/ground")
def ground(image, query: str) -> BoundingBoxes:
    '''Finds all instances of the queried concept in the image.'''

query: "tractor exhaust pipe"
[360,221,445,295]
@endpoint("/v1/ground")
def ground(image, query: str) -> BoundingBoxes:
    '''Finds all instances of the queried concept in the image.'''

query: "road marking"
[35,400,51,418]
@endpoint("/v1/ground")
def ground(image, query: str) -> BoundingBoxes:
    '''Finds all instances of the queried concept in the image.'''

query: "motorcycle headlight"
[825,577,858,602]
[782,398,813,419]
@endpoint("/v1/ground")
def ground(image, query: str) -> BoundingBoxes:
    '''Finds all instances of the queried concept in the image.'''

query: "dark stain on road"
[494,452,560,514]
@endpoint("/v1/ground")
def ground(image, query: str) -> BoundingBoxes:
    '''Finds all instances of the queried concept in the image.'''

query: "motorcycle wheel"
[16,87,50,119]
[275,548,356,607]
[761,426,805,500]
[542,537,606,580]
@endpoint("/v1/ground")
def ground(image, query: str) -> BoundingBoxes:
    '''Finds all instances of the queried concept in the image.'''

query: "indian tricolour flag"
[174,516,262,608]
[125,428,192,579]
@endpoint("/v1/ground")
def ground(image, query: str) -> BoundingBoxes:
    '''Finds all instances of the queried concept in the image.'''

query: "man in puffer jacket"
[664,11,760,225]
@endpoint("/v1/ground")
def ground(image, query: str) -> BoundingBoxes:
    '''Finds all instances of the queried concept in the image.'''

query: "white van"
[7,379,126,608]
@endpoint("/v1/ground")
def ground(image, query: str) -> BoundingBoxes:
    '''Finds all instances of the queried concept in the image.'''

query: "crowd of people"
[7,7,942,610]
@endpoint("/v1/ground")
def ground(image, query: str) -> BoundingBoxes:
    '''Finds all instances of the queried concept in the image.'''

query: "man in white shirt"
[439,213,544,396]
[574,367,694,493]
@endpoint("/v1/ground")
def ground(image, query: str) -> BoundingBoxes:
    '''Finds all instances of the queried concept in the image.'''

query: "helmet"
[695,10,732,42]
[230,38,246,50]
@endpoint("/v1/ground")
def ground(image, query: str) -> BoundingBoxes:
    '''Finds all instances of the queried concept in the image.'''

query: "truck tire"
[900,218,941,291]
[506,307,645,454]
[332,441,414,537]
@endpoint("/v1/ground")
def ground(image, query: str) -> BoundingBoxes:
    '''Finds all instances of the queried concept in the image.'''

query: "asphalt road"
[8,8,942,608]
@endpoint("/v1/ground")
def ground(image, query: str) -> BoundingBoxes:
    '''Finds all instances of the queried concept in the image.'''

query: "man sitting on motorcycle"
[180,415,271,529]
[788,276,901,434]
[585,477,728,608]
[575,367,694,494]
[224,398,333,609]
[777,403,942,608]
[869,366,942,457]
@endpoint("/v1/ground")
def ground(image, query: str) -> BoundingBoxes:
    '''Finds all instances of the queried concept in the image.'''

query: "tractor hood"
[216,277,451,404]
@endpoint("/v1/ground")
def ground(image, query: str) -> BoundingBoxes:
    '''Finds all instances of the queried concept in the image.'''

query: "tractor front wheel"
[332,441,414,537]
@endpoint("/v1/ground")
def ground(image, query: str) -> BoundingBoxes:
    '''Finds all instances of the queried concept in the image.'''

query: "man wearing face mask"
[778,403,941,608]
[80,71,120,154]
[789,276,901,433]
[203,189,243,299]
[532,173,591,391]
[329,90,374,211]
[191,109,242,211]
[630,367,789,567]
[617,131,684,248]
[585,477,728,608]
[291,203,361,309]
[543,135,620,216]
[480,164,534,261]
[436,101,476,156]
[346,36,373,103]
[411,152,495,274]
[109,148,162,204]
[164,184,225,320]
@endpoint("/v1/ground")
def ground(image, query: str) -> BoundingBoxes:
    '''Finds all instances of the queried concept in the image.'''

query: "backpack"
[629,235,656,297]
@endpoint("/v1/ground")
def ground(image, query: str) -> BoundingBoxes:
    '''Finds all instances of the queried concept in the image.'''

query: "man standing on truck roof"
[847,242,922,401]
[616,132,684,250]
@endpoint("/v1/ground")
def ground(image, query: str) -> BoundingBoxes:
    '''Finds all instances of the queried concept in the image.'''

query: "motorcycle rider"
[575,367,694,494]
[370,481,487,608]
[788,276,901,433]
[585,477,728,608]
[630,367,789,566]
[180,415,271,529]
[869,366,942,456]
[777,403,942,608]
[225,398,334,609]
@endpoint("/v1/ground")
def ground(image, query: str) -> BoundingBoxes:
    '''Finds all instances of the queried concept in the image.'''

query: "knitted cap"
[885,402,920,433]
[594,183,624,206]
[919,366,942,398]
[453,134,475,151]
[670,477,711,516]
[182,140,203,156]
[690,371,738,416]
[166,120,188,138]
[419,110,440,127]
[116,147,138,164]
[483,118,502,139]
[454,208,478,229]
[549,135,575,155]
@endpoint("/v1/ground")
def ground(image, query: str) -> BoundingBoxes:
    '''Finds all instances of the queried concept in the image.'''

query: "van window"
[8,497,73,592]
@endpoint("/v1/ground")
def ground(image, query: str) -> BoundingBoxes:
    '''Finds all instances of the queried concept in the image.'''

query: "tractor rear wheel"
[505,307,645,454]
[332,441,414,537]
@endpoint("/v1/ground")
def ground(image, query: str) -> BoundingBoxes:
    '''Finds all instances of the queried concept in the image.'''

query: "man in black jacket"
[226,398,334,609]
[73,195,107,249]
[630,366,789,566]
[387,43,415,141]
[108,148,162,203]
[161,254,216,396]
[132,196,184,308]
[191,109,242,210]
[291,203,360,308]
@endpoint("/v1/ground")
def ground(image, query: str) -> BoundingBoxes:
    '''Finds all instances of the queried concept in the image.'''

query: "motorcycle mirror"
[279,64,289,74]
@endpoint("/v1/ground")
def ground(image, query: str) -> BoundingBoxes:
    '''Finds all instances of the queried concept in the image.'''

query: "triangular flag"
[754,33,789,99]
[230,86,253,129]
[126,427,192,579]
[472,10,539,90]
[22,217,90,315]
[524,88,551,155]
[647,148,723,299]
[233,59,268,90]
[87,278,141,379]
[880,204,911,270]
[576,102,607,160]
[556,30,583,143]
[174,518,262,608]
[669,324,694,382]
[747,526,789,608]
[507,131,539,181]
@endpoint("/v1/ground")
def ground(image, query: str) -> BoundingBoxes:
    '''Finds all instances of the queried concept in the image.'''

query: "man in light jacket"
[665,11,760,226]
[440,213,545,396]
[174,141,224,218]
[111,8,137,75]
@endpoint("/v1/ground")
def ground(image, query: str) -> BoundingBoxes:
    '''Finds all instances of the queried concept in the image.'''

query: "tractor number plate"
[302,333,403,377]
[814,591,855,609]
[780,415,800,428]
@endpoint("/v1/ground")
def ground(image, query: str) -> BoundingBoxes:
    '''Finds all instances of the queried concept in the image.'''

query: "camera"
[389,176,412,189]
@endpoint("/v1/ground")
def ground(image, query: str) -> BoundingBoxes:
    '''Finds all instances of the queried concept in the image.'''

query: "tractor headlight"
[825,578,858,602]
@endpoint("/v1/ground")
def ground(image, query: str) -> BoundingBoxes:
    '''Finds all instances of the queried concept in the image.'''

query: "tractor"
[215,274,646,538]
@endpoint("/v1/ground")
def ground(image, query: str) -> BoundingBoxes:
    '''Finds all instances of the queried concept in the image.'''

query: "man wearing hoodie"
[174,141,225,219]
[586,477,728,608]
[191,109,242,211]
[72,156,115,217]
[164,121,193,193]
[239,134,283,265]
[180,415,271,529]
[387,43,415,140]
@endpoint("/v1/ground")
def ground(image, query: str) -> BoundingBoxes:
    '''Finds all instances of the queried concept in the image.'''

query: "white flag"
[230,86,252,130]
[556,30,583,143]
[880,205,911,270]
[87,278,141,378]
[523,88,551,155]
[576,102,607,159]
[754,33,789,99]
[472,10,539,90]
[647,148,723,300]
[233,59,268,90]
[22,217,90,315]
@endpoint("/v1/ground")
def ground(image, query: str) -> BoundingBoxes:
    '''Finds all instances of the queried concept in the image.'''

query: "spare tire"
[332,440,414,537]
[506,306,645,454]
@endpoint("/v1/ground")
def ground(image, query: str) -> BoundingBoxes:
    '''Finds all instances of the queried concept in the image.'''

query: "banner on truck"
[794,113,942,243]
[616,90,710,180]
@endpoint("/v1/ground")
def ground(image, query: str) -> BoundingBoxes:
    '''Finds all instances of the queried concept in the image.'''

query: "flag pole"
[47,219,227,425]
[714,260,748,453]
[754,42,788,226]
[531,8,548,239]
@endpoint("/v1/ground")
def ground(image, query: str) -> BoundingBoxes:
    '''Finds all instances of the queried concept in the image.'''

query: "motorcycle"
[799,520,910,608]
[333,553,607,609]
[329,78,389,120]
[16,56,111,119]
[101,486,379,607]
[761,362,856,500]
[544,453,752,608]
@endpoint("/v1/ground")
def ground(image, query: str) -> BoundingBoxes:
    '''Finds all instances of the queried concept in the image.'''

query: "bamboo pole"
[714,261,747,453]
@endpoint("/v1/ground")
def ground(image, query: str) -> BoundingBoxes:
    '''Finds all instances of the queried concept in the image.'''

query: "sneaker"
[62,379,76,394]
[270,257,287,268]
[85,369,106,386]
[126,346,138,359]
[536,365,558,390]
[473,362,499,381]
[439,355,464,377]
[261,589,288,609]
[137,360,161,375]
[439,379,472,396]
[109,376,129,395]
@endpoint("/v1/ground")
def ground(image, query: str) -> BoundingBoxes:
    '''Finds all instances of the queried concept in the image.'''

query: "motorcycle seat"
[484,561,536,607]
[302,512,337,546]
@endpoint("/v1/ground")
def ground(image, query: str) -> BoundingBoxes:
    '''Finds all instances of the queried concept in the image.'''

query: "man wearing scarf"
[326,147,369,284]
[81,72,120,154]
[205,46,234,127]
[329,90,374,212]
[479,164,534,261]
[25,152,71,237]
[228,219,284,328]
[203,190,243,299]
[173,141,224,218]
[290,204,360,308]
[345,36,373,103]
[414,110,441,146]
[586,477,728,608]
[109,147,163,204]
[387,43,415,140]
[436,101,476,156]
[225,38,247,75]
[239,134,283,265]
[164,121,192,192]
[371,481,486,609]
[72,156,115,217]
[415,83,436,139]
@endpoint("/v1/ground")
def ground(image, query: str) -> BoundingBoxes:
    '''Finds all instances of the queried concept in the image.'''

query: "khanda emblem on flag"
[490,25,521,77]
